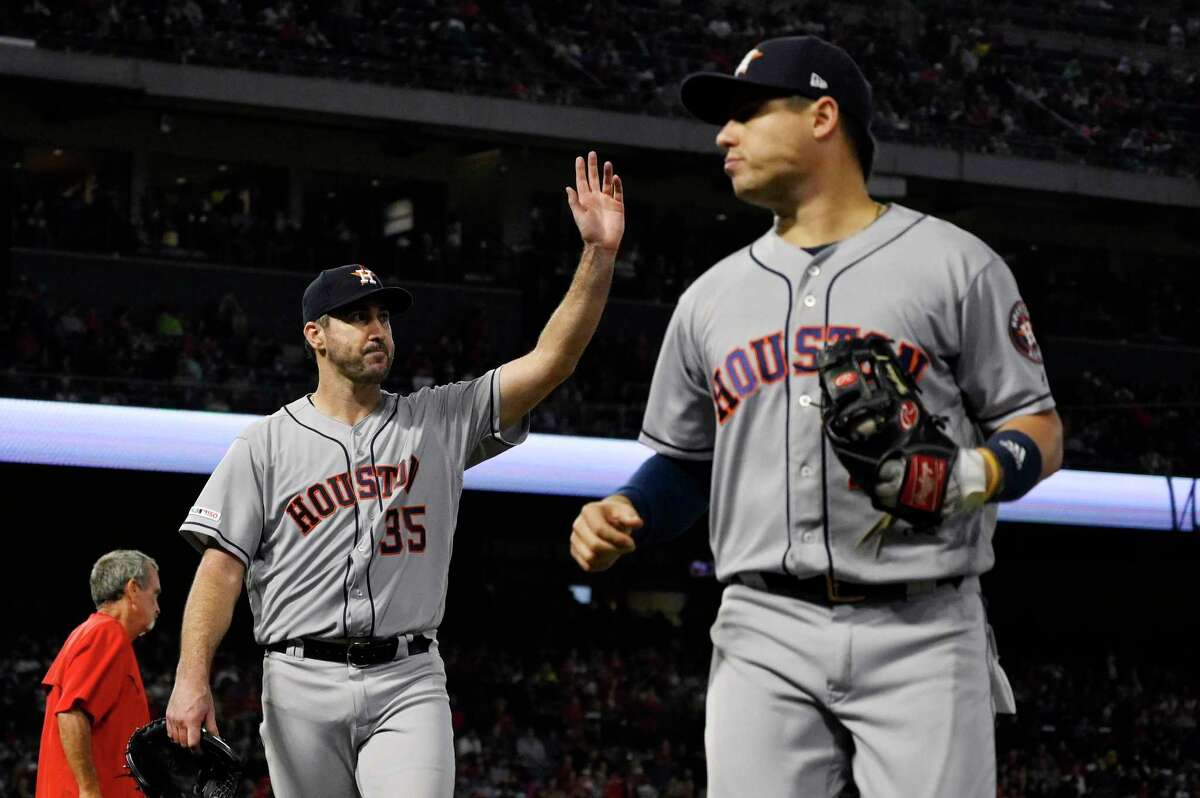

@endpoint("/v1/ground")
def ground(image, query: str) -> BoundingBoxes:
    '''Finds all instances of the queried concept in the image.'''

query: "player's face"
[324,301,395,385]
[716,96,820,207]
[131,567,161,636]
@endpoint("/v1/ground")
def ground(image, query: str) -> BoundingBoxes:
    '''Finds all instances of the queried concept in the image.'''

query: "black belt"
[733,572,964,606]
[265,634,433,667]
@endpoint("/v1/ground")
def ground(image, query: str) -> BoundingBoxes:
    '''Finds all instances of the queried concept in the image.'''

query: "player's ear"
[303,320,325,353]
[810,97,839,142]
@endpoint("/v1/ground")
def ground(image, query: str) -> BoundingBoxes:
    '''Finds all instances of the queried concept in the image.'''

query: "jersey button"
[353,589,363,598]
[807,265,820,277]
[803,294,817,307]
[800,465,813,477]
[798,394,813,408]
[802,532,815,543]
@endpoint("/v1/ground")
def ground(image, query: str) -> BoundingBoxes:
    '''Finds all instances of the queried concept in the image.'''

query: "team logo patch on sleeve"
[189,506,222,522]
[1007,301,1043,363]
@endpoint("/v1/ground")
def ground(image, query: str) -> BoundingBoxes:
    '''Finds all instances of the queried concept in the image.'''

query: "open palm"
[566,151,625,252]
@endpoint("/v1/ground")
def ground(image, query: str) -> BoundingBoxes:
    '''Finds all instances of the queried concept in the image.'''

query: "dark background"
[8,461,1197,668]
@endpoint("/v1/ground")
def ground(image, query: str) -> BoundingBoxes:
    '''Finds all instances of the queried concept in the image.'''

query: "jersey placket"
[787,252,833,572]
[345,424,377,637]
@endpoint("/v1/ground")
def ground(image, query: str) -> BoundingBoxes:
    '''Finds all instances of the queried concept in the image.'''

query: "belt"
[265,634,433,667]
[733,571,964,606]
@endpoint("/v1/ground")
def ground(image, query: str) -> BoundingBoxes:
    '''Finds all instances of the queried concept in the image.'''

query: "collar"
[749,203,925,274]
[287,392,396,439]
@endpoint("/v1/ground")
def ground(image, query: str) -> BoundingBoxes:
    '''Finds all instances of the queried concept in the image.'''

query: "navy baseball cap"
[681,36,876,177]
[302,264,413,323]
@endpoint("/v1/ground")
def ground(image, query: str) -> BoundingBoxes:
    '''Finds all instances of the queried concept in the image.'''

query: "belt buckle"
[825,574,867,604]
[346,639,374,668]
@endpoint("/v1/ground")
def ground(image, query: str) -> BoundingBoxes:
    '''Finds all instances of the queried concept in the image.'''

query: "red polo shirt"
[37,613,150,798]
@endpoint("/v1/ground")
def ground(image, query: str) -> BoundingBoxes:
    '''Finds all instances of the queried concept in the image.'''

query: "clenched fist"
[569,494,643,572]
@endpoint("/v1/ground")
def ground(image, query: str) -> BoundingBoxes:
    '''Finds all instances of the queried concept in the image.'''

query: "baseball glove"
[817,336,957,528]
[125,718,241,798]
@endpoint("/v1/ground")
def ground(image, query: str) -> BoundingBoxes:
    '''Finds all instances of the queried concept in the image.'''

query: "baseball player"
[165,151,624,797]
[569,37,1064,797]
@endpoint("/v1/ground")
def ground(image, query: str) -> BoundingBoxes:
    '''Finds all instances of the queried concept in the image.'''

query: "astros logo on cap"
[735,48,763,77]
[350,266,378,286]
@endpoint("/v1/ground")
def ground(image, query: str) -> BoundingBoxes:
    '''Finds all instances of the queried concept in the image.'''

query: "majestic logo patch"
[899,400,919,430]
[810,72,828,89]
[351,266,378,286]
[1008,301,1042,363]
[189,506,221,522]
[735,48,763,77]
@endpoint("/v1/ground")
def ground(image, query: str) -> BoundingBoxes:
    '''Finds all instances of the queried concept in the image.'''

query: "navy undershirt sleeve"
[617,453,712,546]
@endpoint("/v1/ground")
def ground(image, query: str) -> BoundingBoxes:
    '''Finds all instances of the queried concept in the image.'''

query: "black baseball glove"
[125,718,242,798]
[817,336,958,528]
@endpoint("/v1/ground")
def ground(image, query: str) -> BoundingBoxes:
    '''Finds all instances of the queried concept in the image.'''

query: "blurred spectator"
[35,551,160,798]
[4,0,1197,177]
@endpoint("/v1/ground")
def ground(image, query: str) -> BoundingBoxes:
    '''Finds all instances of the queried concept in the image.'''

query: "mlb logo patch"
[189,506,222,522]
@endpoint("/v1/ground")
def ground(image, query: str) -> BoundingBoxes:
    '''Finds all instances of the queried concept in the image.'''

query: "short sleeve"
[638,295,715,461]
[45,623,128,722]
[179,436,264,566]
[432,368,529,470]
[956,259,1056,433]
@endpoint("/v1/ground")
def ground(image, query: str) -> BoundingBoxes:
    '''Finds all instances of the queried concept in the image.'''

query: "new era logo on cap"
[810,72,828,89]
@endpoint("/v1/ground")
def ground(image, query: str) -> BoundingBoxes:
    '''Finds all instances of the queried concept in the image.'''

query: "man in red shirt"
[37,550,162,798]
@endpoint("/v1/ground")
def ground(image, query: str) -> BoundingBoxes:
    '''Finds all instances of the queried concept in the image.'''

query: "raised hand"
[565,151,624,253]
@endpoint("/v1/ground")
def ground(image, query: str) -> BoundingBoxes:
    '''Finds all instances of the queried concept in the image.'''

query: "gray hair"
[90,550,159,608]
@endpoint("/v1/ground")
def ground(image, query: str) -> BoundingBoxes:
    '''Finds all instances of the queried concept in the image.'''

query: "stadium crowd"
[5,0,1199,176]
[12,165,1200,336]
[8,153,740,306]
[3,242,1199,478]
[3,583,1198,797]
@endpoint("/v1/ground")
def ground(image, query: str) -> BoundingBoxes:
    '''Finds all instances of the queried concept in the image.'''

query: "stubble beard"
[330,344,393,386]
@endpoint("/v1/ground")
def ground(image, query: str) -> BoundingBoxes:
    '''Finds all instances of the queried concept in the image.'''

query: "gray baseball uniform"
[180,368,527,797]
[640,204,1053,796]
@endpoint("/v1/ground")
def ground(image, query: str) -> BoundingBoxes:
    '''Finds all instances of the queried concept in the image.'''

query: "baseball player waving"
[569,37,1064,797]
[166,152,624,797]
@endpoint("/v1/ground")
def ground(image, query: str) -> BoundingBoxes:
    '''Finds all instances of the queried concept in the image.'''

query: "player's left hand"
[874,447,998,521]
[566,151,624,253]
